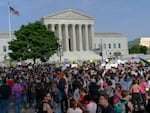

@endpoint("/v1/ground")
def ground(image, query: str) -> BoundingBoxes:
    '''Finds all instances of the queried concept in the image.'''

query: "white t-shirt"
[86,101,97,113]
[67,107,83,113]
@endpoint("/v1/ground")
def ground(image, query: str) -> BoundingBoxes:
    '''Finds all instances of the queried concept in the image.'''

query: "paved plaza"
[10,102,34,113]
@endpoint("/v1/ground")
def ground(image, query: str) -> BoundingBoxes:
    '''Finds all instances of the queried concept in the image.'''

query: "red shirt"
[7,79,14,87]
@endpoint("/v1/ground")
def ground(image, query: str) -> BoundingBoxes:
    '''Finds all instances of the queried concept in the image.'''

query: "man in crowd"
[0,79,11,113]
[42,91,54,113]
[99,93,115,113]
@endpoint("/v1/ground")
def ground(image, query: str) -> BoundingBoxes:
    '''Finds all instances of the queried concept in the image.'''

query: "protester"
[51,81,62,113]
[130,79,142,111]
[99,93,115,113]
[6,76,14,89]
[28,79,36,107]
[12,78,22,113]
[120,90,134,113]
[139,77,147,106]
[104,80,115,106]
[83,95,97,113]
[42,91,54,113]
[77,88,88,109]
[20,77,28,109]
[113,83,122,105]
[58,78,68,113]
[89,78,99,103]
[0,79,11,113]
[67,98,83,113]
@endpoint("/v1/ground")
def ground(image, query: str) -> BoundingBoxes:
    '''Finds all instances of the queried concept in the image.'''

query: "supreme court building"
[0,9,128,62]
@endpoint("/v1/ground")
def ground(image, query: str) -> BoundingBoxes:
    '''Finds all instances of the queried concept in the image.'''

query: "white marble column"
[85,24,89,51]
[62,25,65,52]
[58,24,62,42]
[90,24,94,50]
[65,24,69,51]
[55,24,59,39]
[51,24,55,31]
[78,24,83,51]
[48,24,52,31]
[72,24,76,51]
[88,24,94,50]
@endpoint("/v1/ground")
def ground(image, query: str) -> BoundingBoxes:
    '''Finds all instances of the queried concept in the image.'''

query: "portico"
[47,24,92,51]
[41,9,94,52]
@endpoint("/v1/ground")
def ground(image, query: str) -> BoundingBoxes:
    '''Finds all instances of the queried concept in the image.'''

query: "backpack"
[115,100,128,113]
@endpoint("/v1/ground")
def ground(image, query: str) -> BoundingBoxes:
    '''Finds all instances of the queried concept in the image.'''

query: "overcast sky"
[1,0,150,41]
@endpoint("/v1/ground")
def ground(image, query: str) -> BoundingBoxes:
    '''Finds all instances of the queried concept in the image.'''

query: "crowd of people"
[0,60,150,113]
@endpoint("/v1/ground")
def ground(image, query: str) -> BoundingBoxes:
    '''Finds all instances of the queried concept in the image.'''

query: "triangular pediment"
[43,9,94,20]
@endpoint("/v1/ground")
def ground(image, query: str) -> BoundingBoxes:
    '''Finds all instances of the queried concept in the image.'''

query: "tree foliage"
[113,52,121,57]
[8,21,59,63]
[129,44,148,54]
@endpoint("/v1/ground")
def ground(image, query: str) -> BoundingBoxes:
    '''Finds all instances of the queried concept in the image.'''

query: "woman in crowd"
[51,81,62,113]
[77,88,88,113]
[130,79,142,111]
[113,83,122,105]
[139,77,147,106]
[83,95,97,113]
[104,80,115,106]
[67,98,83,113]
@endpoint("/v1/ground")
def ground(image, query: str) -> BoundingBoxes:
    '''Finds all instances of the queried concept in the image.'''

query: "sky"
[0,0,150,41]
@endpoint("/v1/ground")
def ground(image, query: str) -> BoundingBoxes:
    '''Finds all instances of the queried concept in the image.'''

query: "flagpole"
[8,2,12,40]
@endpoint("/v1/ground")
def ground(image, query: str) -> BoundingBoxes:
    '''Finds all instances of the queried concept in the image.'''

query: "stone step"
[49,51,100,62]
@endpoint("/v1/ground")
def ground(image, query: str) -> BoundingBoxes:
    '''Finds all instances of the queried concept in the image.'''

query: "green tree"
[129,44,148,54]
[114,52,121,58]
[8,21,59,63]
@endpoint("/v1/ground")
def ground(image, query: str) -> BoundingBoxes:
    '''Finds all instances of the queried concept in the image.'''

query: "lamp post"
[59,45,62,64]
[58,40,63,65]
[100,38,103,61]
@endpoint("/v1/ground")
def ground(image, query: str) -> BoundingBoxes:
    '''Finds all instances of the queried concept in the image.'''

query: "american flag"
[9,6,19,16]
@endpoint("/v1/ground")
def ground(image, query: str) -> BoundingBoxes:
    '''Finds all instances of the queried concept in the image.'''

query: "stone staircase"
[49,51,100,62]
